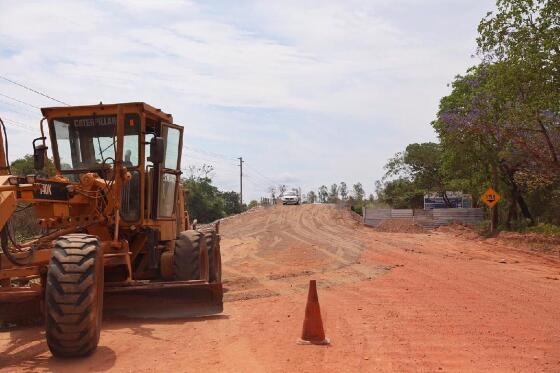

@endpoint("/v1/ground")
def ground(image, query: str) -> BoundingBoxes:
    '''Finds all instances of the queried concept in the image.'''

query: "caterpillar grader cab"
[0,102,223,357]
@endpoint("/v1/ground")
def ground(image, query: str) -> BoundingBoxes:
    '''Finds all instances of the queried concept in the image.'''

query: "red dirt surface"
[1,204,559,372]
[438,223,560,256]
[374,218,427,234]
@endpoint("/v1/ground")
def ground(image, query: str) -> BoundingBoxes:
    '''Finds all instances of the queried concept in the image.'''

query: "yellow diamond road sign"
[481,187,501,209]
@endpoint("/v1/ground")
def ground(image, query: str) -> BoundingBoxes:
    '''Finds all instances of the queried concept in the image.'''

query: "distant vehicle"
[280,190,300,205]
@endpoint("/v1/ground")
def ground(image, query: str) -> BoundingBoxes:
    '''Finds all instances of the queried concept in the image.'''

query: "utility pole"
[238,156,244,207]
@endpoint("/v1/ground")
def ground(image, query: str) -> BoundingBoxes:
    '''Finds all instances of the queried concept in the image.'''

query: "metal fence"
[363,208,484,229]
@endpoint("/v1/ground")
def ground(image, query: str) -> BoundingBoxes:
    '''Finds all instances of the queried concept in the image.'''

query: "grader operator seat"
[0,102,223,358]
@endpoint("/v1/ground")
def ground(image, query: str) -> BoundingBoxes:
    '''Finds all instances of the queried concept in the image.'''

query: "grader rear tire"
[174,229,223,282]
[174,230,203,281]
[45,234,103,358]
[203,230,222,283]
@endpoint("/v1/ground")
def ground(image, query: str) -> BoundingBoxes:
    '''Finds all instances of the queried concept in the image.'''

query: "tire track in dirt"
[221,205,386,301]
[290,206,360,263]
[2,204,560,372]
[352,231,560,371]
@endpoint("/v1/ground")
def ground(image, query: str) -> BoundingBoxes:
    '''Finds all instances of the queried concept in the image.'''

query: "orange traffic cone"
[297,280,330,345]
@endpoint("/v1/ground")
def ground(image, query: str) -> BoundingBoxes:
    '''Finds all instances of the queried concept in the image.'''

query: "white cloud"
[0,0,495,200]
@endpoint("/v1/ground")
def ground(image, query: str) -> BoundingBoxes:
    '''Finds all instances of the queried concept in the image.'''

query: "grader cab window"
[158,124,182,218]
[123,114,140,167]
[52,114,141,221]
[163,126,180,169]
[53,116,118,170]
[121,114,141,221]
[53,115,141,171]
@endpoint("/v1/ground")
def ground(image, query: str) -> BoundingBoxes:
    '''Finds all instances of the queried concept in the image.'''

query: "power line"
[0,74,70,106]
[2,116,32,127]
[244,162,276,185]
[184,145,236,161]
[181,152,238,169]
[182,144,273,196]
[0,92,41,109]
[181,153,236,166]
[2,118,35,134]
[0,101,39,121]
[245,177,271,192]
[183,146,237,165]
[245,175,272,191]
[181,152,240,177]
[181,165,239,177]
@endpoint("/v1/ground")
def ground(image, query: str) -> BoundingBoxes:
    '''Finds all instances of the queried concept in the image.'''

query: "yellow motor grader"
[0,102,222,357]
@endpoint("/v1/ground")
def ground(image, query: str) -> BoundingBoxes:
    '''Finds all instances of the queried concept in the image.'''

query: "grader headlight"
[8,176,18,185]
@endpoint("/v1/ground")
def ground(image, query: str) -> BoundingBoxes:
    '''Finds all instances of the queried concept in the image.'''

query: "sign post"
[481,187,501,232]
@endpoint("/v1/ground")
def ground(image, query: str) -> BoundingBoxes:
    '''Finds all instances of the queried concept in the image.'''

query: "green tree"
[339,182,348,201]
[427,0,560,226]
[478,0,560,180]
[307,190,317,203]
[247,200,258,209]
[182,164,228,223]
[221,190,242,215]
[375,0,560,226]
[346,182,366,214]
[383,142,455,206]
[10,154,56,177]
[328,184,339,202]
[318,185,328,203]
[376,178,424,209]
[183,175,225,224]
[352,183,364,202]
[434,64,539,224]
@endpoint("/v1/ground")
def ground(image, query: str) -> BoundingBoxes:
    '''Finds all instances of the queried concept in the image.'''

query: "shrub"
[525,223,560,236]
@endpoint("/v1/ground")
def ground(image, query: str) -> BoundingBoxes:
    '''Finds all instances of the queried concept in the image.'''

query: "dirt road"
[1,204,559,372]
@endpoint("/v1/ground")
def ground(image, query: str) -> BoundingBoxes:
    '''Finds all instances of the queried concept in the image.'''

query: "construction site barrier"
[363,208,484,229]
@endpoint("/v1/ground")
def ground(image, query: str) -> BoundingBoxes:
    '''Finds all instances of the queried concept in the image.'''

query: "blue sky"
[0,0,495,200]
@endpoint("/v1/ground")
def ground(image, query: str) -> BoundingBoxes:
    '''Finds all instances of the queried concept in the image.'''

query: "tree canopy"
[10,155,56,177]
[375,0,560,227]
[182,165,243,223]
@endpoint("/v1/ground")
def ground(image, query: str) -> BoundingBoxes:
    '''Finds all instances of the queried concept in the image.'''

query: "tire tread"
[45,233,102,358]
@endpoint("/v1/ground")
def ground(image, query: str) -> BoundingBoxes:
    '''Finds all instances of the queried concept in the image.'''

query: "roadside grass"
[475,220,560,237]
[524,223,560,236]
[505,219,560,236]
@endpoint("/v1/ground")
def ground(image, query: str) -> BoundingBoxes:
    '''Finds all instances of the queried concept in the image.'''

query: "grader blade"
[103,280,223,319]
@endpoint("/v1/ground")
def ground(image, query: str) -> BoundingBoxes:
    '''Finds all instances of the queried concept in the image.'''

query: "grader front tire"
[45,234,103,358]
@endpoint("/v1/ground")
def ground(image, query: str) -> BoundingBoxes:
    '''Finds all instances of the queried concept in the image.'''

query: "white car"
[280,191,300,205]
